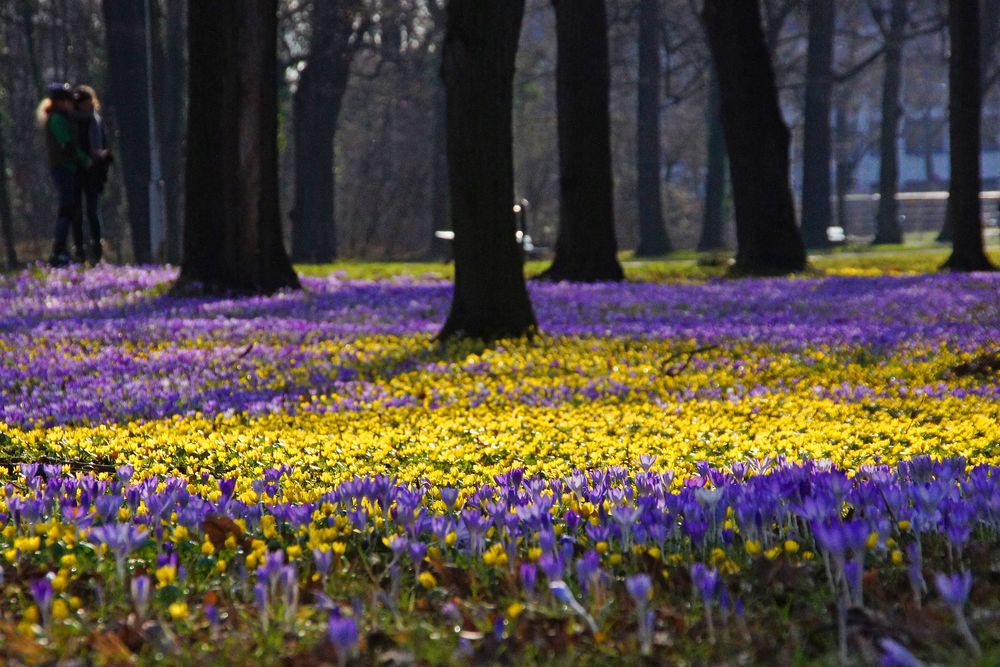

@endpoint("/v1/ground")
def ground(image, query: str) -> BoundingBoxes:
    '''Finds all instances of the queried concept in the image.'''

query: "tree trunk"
[539,0,624,282]
[698,67,728,252]
[438,0,536,341]
[800,0,834,249]
[634,0,671,257]
[427,83,450,260]
[177,0,299,293]
[290,2,358,264]
[833,93,854,233]
[702,0,806,275]
[102,0,153,263]
[162,0,186,264]
[0,116,17,269]
[873,0,906,245]
[942,0,997,271]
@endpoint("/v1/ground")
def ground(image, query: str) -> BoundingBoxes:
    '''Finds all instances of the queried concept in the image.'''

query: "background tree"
[161,0,186,264]
[439,0,536,341]
[102,0,155,263]
[941,0,996,271]
[701,0,806,275]
[698,66,728,252]
[634,0,671,257]
[538,0,624,282]
[800,0,835,249]
[871,0,908,245]
[177,0,299,293]
[289,0,365,263]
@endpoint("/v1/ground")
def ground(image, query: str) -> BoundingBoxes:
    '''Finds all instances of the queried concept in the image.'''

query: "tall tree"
[634,0,672,257]
[538,0,624,282]
[289,1,362,264]
[698,67,728,252]
[941,0,996,271]
[800,0,835,249]
[871,0,907,245]
[701,0,806,275]
[162,0,186,264]
[438,0,536,341]
[0,111,16,269]
[176,0,299,293]
[102,0,153,263]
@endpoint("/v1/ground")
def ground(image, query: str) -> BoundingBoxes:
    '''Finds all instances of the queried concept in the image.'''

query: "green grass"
[296,244,1000,282]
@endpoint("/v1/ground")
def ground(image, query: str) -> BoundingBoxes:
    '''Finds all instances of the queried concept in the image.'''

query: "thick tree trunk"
[177,0,299,293]
[539,0,624,282]
[702,0,806,275]
[833,94,854,233]
[873,0,906,245]
[102,0,153,263]
[698,68,728,252]
[0,118,17,269]
[942,0,997,271]
[438,0,536,341]
[800,0,834,249]
[162,0,186,264]
[634,0,671,257]
[427,83,450,260]
[290,2,357,264]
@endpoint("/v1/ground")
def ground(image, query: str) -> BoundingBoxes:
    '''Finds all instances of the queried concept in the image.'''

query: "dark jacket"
[77,110,110,189]
[46,110,90,171]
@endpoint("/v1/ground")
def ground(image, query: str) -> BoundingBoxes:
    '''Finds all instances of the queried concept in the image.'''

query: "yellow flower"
[891,549,904,565]
[764,546,783,560]
[784,540,800,554]
[201,540,216,556]
[168,602,189,621]
[216,559,228,573]
[897,520,911,532]
[156,565,177,587]
[745,540,762,557]
[866,532,879,550]
[52,599,70,621]
[506,602,525,619]
[418,571,437,589]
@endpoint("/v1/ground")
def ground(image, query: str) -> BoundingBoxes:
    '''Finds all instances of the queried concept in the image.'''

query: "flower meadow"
[1,265,999,665]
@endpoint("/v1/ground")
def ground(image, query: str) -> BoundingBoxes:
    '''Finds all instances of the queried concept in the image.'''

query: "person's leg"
[71,175,85,263]
[85,185,103,263]
[50,167,79,266]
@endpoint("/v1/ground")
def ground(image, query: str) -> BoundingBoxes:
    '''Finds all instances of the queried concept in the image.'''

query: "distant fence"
[838,191,1000,238]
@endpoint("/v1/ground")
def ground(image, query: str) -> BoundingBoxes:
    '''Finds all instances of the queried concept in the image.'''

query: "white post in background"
[144,0,166,262]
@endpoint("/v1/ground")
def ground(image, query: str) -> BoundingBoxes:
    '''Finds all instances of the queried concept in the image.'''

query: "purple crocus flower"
[30,577,54,628]
[878,638,924,667]
[328,614,359,666]
[131,575,150,619]
[934,571,972,609]
[625,573,652,605]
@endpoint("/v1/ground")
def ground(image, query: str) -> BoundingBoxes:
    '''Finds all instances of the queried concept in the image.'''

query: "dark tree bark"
[427,83,450,260]
[438,0,536,341]
[634,0,671,257]
[834,93,855,233]
[538,0,624,282]
[698,67,728,252]
[102,0,153,263]
[177,0,299,293]
[289,1,359,264]
[940,0,1000,243]
[942,0,997,271]
[800,0,834,249]
[872,0,906,245]
[0,117,17,269]
[162,0,186,264]
[701,0,806,275]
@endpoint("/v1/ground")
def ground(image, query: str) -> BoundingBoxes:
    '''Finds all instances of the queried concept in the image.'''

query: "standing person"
[38,82,91,267]
[74,85,112,264]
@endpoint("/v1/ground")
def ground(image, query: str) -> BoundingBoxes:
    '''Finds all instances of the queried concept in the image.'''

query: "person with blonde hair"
[40,82,91,267]
[74,84,112,263]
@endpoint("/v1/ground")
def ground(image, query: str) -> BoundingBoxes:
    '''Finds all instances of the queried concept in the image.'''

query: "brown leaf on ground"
[203,514,245,549]
[87,629,135,666]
